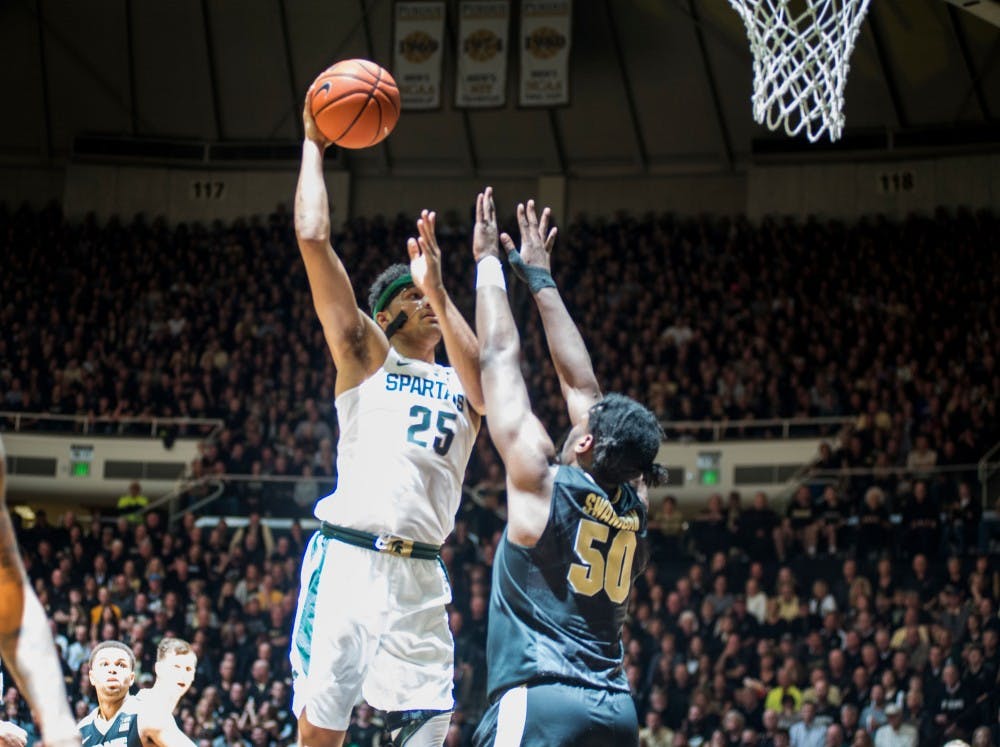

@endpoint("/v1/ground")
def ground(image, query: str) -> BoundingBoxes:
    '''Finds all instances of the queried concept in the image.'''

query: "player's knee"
[385,709,451,747]
[297,711,346,747]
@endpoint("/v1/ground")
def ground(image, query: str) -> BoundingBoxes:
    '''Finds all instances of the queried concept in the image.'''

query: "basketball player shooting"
[0,435,80,747]
[289,93,485,747]
[470,192,667,746]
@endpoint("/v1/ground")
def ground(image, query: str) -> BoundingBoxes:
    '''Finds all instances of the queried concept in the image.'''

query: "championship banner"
[394,1,446,110]
[456,1,510,108]
[519,0,572,106]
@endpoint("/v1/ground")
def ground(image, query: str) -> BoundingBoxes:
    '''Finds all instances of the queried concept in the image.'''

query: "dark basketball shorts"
[472,681,637,747]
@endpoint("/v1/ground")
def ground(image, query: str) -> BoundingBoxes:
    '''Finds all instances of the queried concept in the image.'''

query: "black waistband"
[320,522,441,560]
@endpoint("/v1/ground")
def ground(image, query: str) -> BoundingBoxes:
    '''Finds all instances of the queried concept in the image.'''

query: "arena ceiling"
[1,0,998,178]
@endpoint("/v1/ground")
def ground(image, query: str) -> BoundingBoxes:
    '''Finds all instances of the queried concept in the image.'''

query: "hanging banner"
[394,1,446,109]
[456,1,510,108]
[519,0,572,106]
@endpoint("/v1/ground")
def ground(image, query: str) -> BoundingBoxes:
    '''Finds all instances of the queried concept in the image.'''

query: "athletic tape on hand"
[506,250,556,294]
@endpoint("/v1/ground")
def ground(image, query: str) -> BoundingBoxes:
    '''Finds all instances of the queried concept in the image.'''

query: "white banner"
[394,1,446,110]
[519,0,572,106]
[456,1,510,108]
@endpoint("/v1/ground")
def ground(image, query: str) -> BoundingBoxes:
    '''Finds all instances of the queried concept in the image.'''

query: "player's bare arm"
[138,707,196,747]
[295,93,387,394]
[501,200,601,426]
[0,438,80,747]
[473,189,554,546]
[139,711,196,747]
[407,206,485,415]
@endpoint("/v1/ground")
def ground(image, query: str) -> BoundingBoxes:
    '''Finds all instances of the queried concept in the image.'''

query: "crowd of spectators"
[6,486,1000,746]
[1,203,999,746]
[1,203,997,503]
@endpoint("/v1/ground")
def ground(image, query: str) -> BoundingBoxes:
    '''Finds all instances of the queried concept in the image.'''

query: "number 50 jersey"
[485,465,649,702]
[315,347,479,546]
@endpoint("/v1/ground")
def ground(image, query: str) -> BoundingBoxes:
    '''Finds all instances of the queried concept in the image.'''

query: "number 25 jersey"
[314,347,478,546]
[485,465,649,702]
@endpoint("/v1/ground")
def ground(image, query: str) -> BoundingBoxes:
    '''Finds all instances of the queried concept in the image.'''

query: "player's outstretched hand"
[0,722,28,747]
[473,187,500,262]
[408,210,445,307]
[301,89,331,149]
[500,199,557,273]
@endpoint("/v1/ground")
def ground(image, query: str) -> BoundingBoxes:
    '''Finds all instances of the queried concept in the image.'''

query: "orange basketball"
[309,59,400,149]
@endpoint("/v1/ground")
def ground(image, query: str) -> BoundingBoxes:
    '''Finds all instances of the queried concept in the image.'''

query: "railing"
[803,461,1000,509]
[979,442,1000,509]
[0,411,224,440]
[165,473,338,523]
[150,458,1000,531]
[661,416,853,441]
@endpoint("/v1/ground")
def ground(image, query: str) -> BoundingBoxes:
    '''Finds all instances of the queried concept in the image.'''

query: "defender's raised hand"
[501,200,558,293]
[473,187,501,262]
[408,209,446,307]
[502,199,557,270]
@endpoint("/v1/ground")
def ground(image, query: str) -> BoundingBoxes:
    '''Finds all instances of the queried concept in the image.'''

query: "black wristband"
[507,249,557,294]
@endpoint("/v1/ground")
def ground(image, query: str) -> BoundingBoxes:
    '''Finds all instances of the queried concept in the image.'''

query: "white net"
[727,0,872,142]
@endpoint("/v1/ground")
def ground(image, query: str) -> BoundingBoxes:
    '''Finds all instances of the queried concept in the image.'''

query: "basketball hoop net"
[727,0,872,142]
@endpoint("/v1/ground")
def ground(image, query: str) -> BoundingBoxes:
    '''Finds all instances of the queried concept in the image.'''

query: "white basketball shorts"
[289,531,454,731]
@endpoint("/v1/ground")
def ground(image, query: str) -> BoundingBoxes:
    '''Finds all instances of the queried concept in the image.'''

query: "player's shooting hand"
[0,721,28,747]
[500,199,557,274]
[472,187,500,262]
[301,89,331,149]
[408,210,446,307]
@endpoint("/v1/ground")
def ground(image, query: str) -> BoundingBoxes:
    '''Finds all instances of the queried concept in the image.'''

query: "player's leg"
[291,537,385,746]
[364,555,454,747]
[297,708,346,747]
[775,522,789,561]
[384,710,451,747]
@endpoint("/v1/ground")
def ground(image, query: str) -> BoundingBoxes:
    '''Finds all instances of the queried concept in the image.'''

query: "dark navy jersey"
[77,696,141,747]
[485,465,649,702]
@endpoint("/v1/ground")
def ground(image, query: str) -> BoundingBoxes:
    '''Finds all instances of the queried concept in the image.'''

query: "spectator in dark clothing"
[903,482,940,559]
[855,487,890,562]
[933,664,974,741]
[739,492,781,562]
[693,494,731,561]
[779,486,819,561]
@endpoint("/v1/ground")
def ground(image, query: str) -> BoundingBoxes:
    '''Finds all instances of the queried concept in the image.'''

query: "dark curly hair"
[587,393,667,488]
[367,263,412,315]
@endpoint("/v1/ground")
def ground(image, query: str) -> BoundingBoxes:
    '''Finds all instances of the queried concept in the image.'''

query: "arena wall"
[2,151,998,223]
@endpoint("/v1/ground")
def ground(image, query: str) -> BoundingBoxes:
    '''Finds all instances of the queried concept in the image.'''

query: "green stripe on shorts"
[293,535,327,677]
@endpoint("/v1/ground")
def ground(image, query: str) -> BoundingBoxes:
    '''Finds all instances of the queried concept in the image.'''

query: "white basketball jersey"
[314,347,479,545]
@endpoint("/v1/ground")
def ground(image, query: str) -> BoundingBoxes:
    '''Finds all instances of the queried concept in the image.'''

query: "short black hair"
[587,393,667,487]
[367,264,412,315]
[90,640,136,670]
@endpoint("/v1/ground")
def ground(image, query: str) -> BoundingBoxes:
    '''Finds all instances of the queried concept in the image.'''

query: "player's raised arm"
[406,207,485,414]
[474,189,554,546]
[0,438,79,747]
[294,92,386,385]
[501,201,601,427]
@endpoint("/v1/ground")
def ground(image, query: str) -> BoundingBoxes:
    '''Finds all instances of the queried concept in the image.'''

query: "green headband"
[372,274,414,316]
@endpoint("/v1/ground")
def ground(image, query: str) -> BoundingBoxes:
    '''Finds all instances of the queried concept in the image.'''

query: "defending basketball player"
[470,193,666,746]
[0,435,80,747]
[77,638,197,747]
[289,92,485,747]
